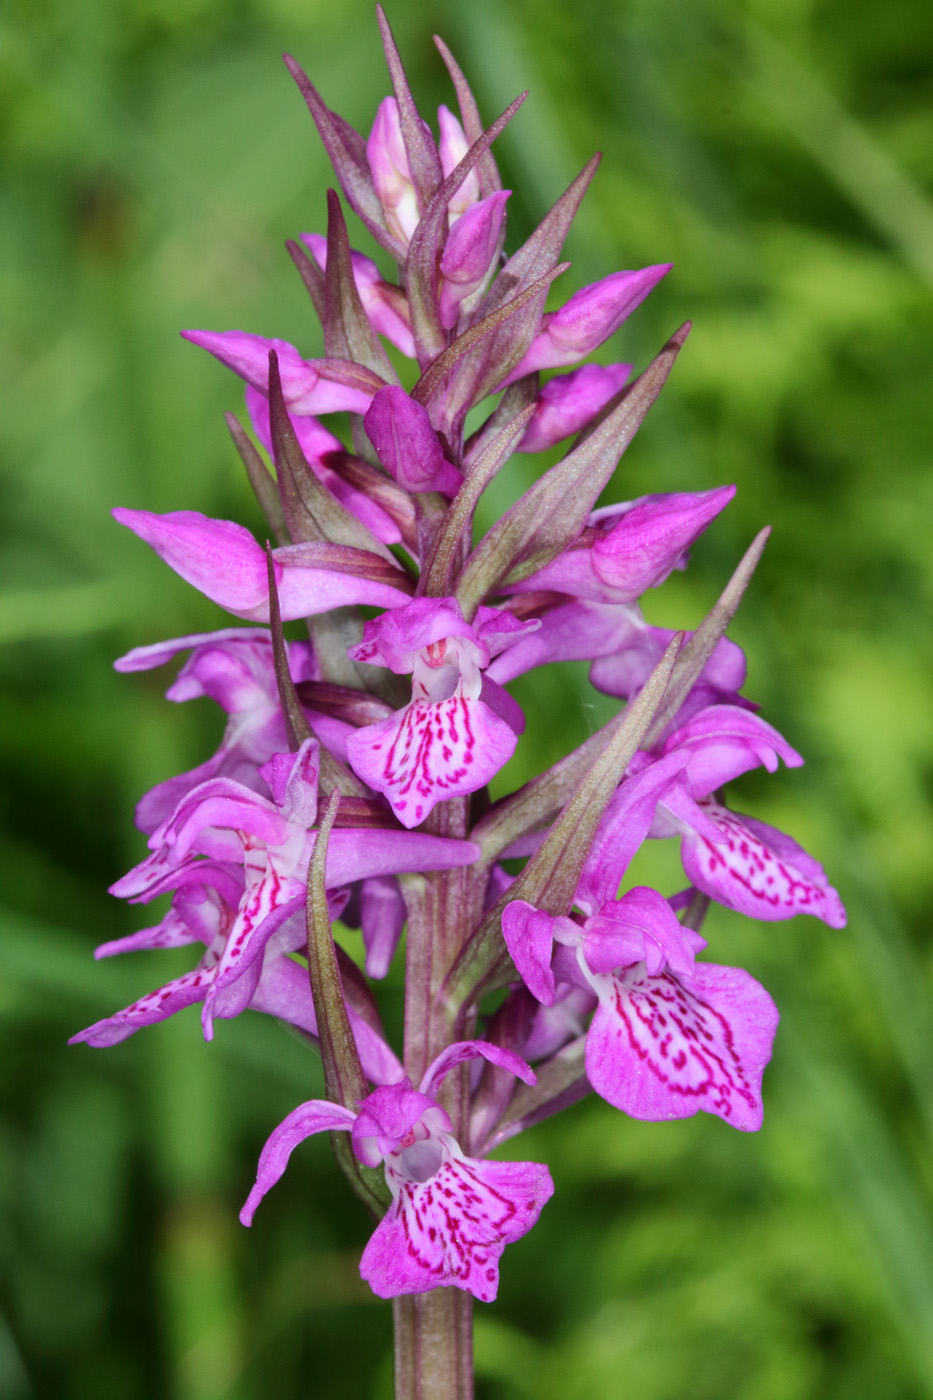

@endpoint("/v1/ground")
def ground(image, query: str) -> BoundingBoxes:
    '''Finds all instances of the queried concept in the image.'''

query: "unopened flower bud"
[367,97,422,247]
[518,363,632,452]
[438,191,510,328]
[438,104,481,222]
[502,264,672,383]
[363,386,462,496]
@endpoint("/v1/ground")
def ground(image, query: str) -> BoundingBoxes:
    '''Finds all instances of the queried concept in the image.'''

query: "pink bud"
[367,97,421,247]
[500,486,735,604]
[182,329,378,414]
[590,486,736,594]
[363,386,462,496]
[437,104,481,222]
[501,264,672,383]
[438,190,510,328]
[518,363,632,452]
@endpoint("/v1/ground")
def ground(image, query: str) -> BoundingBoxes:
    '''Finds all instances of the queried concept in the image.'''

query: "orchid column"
[73,10,845,1400]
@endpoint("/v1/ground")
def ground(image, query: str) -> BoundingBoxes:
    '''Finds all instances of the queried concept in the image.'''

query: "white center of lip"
[398,1141,443,1183]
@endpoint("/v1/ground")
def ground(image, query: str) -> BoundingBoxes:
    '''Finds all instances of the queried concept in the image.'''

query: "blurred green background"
[2,0,932,1395]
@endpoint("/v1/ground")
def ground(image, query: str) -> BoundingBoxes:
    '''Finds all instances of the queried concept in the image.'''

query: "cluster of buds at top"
[74,8,845,1305]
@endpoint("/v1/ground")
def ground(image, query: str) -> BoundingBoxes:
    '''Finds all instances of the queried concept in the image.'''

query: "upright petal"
[661,705,803,799]
[240,1099,357,1225]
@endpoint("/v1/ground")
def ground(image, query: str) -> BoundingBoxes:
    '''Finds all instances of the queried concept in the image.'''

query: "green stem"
[395,794,476,1398]
[393,1291,474,1400]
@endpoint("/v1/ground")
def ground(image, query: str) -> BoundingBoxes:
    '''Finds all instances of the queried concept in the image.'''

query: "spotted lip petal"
[681,799,847,927]
[360,1150,554,1302]
[346,693,517,828]
[585,961,779,1131]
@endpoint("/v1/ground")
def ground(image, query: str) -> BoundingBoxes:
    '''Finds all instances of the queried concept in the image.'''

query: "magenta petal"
[501,901,558,1006]
[346,696,517,828]
[575,751,691,914]
[590,625,748,719]
[360,874,406,979]
[183,329,376,414]
[114,628,267,675]
[473,607,541,658]
[359,1154,553,1301]
[681,801,847,927]
[486,602,641,684]
[69,955,219,1048]
[114,509,271,618]
[350,597,470,671]
[146,779,289,862]
[115,508,408,622]
[348,1009,405,1087]
[258,739,320,826]
[240,1099,357,1225]
[248,946,319,1037]
[324,829,480,886]
[585,962,779,1130]
[590,487,736,594]
[479,675,525,737]
[94,902,202,959]
[420,1039,536,1098]
[518,363,632,453]
[183,329,311,396]
[201,876,305,1040]
[582,887,702,978]
[662,705,803,799]
[352,1084,445,1167]
[363,386,462,495]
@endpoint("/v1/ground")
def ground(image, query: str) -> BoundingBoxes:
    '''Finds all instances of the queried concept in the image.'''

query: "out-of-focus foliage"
[1,0,931,1396]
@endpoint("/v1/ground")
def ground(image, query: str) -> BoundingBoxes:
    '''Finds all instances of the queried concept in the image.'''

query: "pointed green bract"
[323,190,399,383]
[448,634,682,1002]
[226,412,289,545]
[455,324,690,614]
[268,349,391,557]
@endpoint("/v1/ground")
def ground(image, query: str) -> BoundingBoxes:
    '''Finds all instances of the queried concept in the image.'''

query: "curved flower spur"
[77,9,845,1396]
